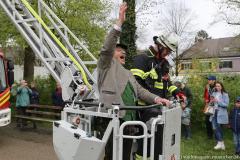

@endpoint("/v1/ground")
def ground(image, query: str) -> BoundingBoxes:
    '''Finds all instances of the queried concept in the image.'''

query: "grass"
[180,126,239,160]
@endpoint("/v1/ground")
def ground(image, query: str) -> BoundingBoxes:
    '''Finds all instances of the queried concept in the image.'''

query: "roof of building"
[180,36,240,60]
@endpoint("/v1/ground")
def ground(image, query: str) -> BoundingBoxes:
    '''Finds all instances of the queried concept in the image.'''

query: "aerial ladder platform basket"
[0,1,182,159]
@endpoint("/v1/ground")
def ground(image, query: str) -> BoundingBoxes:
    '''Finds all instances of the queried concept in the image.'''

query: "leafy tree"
[0,6,34,82]
[118,0,165,68]
[195,30,211,43]
[0,0,111,82]
[44,0,111,55]
[120,0,137,69]
[0,8,24,47]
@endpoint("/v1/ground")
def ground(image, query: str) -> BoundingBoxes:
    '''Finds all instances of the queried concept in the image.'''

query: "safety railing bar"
[119,121,148,160]
[119,104,162,111]
[122,135,147,139]
[63,108,112,119]
[150,117,163,160]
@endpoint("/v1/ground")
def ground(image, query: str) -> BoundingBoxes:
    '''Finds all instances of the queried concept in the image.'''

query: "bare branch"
[227,22,240,25]
[213,0,240,26]
[229,0,240,4]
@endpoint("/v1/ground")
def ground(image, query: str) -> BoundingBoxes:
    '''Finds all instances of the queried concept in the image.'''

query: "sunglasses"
[236,101,240,103]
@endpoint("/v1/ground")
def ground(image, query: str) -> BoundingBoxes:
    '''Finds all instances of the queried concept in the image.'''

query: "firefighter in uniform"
[131,33,179,160]
[131,34,179,100]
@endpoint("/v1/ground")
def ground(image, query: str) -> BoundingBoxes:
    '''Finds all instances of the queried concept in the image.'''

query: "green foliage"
[0,0,111,68]
[33,75,56,105]
[44,0,111,56]
[121,0,137,69]
[187,73,240,126]
[181,59,240,125]
[10,75,55,112]
[0,8,26,48]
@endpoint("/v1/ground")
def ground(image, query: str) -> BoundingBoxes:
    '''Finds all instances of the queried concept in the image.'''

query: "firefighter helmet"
[154,33,179,52]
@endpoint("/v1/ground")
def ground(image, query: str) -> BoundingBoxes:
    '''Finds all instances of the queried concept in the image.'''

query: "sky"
[112,0,240,50]
[184,0,239,38]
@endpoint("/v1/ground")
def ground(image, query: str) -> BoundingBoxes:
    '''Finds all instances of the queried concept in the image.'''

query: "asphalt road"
[0,122,58,160]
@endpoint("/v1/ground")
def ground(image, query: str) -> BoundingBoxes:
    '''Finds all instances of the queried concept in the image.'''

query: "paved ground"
[0,122,58,160]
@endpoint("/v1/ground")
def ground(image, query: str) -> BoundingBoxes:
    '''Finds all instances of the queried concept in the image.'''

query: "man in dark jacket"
[229,96,240,155]
[52,82,64,107]
[131,34,179,101]
[131,33,180,160]
[30,82,39,105]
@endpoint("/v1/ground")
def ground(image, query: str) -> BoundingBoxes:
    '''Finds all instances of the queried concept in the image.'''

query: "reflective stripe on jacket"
[131,54,178,98]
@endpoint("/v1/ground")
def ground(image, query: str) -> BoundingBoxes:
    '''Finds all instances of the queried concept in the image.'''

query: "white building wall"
[14,65,50,82]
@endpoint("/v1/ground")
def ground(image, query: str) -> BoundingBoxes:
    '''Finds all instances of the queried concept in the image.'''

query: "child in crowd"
[30,82,39,104]
[178,92,191,139]
[229,96,240,156]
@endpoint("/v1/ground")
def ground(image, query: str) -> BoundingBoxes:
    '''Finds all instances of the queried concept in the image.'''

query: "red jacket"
[204,84,216,104]
[204,85,209,104]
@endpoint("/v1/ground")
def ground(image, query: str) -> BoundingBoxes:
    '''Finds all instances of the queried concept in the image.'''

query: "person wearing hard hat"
[131,33,179,104]
[131,33,180,160]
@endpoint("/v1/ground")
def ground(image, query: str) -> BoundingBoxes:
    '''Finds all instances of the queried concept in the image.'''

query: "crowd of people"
[11,80,64,129]
[203,75,240,155]
[8,2,239,159]
[96,2,240,159]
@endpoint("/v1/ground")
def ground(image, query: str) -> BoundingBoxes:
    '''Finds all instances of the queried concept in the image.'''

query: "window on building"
[223,47,230,51]
[181,63,192,70]
[204,48,209,52]
[219,61,232,69]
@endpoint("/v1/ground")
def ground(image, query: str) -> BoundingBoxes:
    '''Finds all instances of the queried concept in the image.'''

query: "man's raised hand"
[116,2,127,27]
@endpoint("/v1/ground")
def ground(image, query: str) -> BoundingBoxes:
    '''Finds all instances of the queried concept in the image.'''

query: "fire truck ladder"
[0,0,98,101]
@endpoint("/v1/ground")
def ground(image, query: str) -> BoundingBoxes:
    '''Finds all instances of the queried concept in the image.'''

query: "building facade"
[178,36,240,75]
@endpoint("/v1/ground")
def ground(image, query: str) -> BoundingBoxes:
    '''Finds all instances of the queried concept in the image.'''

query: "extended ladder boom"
[0,0,98,101]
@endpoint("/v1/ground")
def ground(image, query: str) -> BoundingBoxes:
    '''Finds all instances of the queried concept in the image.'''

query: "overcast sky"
[112,0,240,50]
[184,0,239,38]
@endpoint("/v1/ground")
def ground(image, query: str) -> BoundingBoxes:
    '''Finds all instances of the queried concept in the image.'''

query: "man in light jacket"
[97,3,169,112]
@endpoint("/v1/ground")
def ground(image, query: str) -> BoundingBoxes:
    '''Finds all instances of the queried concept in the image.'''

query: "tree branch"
[227,22,240,25]
[229,0,240,4]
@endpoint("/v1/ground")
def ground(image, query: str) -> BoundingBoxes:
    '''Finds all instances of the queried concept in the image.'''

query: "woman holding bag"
[203,75,216,139]
[210,81,229,150]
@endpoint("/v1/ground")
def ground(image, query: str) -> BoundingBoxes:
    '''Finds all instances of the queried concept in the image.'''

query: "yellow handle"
[20,0,92,90]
